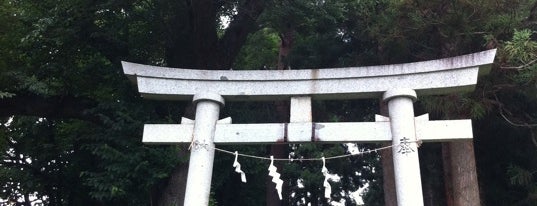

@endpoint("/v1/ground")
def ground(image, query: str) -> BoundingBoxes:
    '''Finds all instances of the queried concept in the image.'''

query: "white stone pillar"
[183,93,224,206]
[383,89,424,206]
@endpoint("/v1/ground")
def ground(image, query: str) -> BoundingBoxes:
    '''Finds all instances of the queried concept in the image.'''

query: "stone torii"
[122,49,496,206]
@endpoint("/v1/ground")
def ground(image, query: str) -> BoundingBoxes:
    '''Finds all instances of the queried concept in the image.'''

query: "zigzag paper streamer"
[268,155,283,200]
[321,157,332,198]
[233,151,247,183]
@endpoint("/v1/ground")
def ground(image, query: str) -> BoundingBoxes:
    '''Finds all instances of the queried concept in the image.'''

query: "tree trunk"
[437,36,481,206]
[190,0,218,70]
[380,146,397,206]
[379,101,397,206]
[442,143,454,206]
[266,28,294,206]
[155,147,190,206]
[266,144,288,206]
[154,1,266,205]
[265,101,289,206]
[276,28,294,71]
[23,193,31,206]
[421,144,446,206]
[443,141,481,206]
[423,179,436,206]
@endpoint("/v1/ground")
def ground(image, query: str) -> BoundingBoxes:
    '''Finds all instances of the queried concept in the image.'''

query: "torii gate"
[122,49,496,206]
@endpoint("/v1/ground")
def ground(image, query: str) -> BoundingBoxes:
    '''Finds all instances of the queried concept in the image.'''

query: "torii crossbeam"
[122,49,496,206]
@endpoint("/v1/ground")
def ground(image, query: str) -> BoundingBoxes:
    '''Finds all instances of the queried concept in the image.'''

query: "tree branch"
[525,1,537,26]
[2,157,44,174]
[0,94,100,123]
[190,0,218,69]
[87,32,130,64]
[217,0,266,69]
[500,58,537,70]
[492,93,537,127]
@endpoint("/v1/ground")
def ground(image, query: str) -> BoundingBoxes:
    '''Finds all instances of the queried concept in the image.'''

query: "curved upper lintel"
[122,49,496,101]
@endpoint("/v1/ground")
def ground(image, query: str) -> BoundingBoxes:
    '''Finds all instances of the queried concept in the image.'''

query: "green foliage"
[501,29,537,86]
[0,0,184,204]
[508,165,535,186]
[504,29,537,64]
[421,94,489,119]
[1,117,74,204]
[210,145,270,206]
[0,92,14,99]
[233,28,280,70]
[3,0,537,205]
